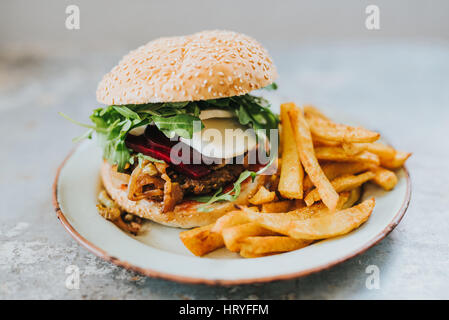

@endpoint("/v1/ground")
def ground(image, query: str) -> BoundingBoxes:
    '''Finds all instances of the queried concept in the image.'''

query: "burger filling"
[120,124,252,212]
[62,89,279,212]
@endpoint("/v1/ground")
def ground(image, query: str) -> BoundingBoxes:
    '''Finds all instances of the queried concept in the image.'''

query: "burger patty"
[167,164,245,195]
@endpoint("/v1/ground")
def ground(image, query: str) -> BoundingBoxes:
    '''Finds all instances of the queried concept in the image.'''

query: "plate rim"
[52,144,411,286]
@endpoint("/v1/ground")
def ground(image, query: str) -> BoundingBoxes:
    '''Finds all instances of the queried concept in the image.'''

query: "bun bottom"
[100,161,267,228]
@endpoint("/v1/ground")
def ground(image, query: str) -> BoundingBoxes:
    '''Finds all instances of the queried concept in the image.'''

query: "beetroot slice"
[144,125,177,153]
[125,131,211,179]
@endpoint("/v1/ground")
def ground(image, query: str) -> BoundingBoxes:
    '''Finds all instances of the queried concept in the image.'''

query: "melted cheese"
[180,117,257,159]
[128,109,257,159]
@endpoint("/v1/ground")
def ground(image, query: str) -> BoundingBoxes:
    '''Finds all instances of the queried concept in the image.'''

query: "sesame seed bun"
[96,30,277,105]
[100,161,267,228]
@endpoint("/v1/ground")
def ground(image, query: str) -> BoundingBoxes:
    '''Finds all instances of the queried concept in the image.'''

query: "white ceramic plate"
[53,137,410,285]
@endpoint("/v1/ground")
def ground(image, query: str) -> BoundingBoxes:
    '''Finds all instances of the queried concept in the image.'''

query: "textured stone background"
[1,0,449,299]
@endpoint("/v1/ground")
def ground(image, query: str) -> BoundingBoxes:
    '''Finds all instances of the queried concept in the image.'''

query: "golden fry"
[287,191,349,219]
[306,114,380,143]
[380,151,411,169]
[179,223,224,257]
[371,167,398,190]
[341,142,366,155]
[261,200,294,213]
[239,249,269,258]
[285,202,328,220]
[211,211,248,234]
[241,198,375,240]
[249,186,276,205]
[343,187,362,209]
[239,236,312,256]
[303,105,330,120]
[222,222,277,252]
[304,171,375,206]
[366,143,397,160]
[303,162,373,190]
[288,106,339,211]
[343,142,396,160]
[313,136,341,147]
[314,147,380,165]
[279,103,304,199]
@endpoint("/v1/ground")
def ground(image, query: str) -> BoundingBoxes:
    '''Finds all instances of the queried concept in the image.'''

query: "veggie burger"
[64,30,279,228]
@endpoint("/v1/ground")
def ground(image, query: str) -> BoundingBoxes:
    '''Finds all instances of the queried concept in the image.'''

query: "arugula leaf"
[59,112,107,132]
[193,170,256,212]
[72,128,93,143]
[113,106,141,120]
[152,114,204,139]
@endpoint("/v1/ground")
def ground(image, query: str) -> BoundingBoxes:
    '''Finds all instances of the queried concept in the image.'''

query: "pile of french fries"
[180,103,411,258]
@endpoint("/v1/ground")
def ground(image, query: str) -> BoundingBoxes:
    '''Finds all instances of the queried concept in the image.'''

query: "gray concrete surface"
[0,41,448,299]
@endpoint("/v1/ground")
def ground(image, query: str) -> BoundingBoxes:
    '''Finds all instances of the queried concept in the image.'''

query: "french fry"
[278,103,304,199]
[211,211,249,234]
[342,142,367,155]
[288,191,349,218]
[303,162,373,190]
[261,200,294,213]
[380,151,411,169]
[222,222,277,252]
[313,136,341,147]
[343,187,362,209]
[371,167,398,190]
[314,147,380,165]
[304,171,375,206]
[239,249,269,258]
[303,105,330,120]
[240,198,375,240]
[285,202,328,220]
[306,114,380,143]
[288,106,339,211]
[179,223,224,257]
[343,142,397,160]
[239,236,312,256]
[366,143,397,160]
[249,186,276,205]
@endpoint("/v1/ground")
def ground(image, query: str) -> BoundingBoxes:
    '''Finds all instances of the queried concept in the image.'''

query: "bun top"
[96,30,277,105]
